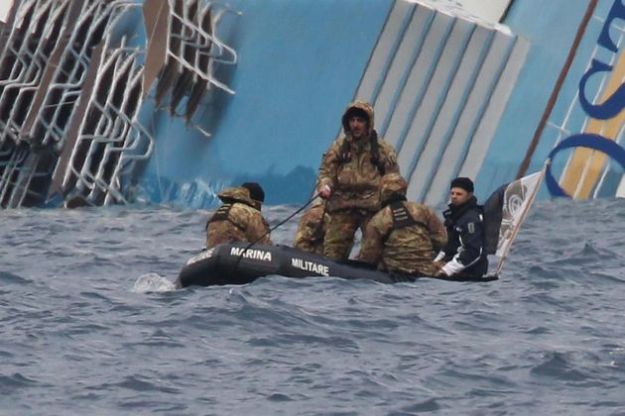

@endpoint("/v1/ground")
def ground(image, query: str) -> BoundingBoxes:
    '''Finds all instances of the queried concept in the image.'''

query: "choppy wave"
[1,199,625,415]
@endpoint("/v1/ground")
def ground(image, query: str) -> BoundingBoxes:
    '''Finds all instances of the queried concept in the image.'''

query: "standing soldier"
[357,173,447,276]
[206,182,272,248]
[317,100,399,261]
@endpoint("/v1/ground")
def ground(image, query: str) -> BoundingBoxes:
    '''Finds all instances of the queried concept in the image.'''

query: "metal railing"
[0,0,238,208]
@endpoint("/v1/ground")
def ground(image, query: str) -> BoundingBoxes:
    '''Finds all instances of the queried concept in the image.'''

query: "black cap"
[241,182,265,203]
[450,177,474,193]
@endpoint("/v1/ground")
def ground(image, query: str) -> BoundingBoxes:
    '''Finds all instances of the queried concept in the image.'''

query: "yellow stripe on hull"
[561,49,625,198]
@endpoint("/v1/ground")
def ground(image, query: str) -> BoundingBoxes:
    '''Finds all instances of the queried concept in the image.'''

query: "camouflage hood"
[380,173,408,205]
[218,187,260,210]
[341,100,375,137]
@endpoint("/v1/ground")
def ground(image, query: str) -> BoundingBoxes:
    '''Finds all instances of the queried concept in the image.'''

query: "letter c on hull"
[546,133,625,197]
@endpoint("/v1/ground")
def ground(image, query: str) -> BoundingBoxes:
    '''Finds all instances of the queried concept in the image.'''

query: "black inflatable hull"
[176,243,498,288]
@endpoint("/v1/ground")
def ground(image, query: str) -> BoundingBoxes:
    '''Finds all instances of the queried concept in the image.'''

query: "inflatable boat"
[175,243,498,288]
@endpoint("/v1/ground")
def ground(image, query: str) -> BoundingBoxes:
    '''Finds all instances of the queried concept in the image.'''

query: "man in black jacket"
[435,177,488,278]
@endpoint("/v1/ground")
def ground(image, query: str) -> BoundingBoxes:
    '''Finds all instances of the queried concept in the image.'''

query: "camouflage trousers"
[293,203,326,255]
[322,209,374,261]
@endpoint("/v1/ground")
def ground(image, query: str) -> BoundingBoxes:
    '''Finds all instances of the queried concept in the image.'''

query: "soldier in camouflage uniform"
[293,197,328,255]
[317,101,399,261]
[357,173,447,276]
[206,182,272,248]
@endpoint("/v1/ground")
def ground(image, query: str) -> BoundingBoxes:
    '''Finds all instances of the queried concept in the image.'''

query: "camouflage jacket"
[317,101,399,212]
[206,187,272,248]
[293,199,328,255]
[357,200,447,276]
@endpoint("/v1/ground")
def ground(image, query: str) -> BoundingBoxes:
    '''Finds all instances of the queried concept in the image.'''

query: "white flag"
[494,169,544,274]
[482,168,545,275]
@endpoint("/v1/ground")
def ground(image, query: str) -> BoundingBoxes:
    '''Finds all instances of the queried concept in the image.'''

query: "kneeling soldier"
[357,173,447,276]
[206,182,272,248]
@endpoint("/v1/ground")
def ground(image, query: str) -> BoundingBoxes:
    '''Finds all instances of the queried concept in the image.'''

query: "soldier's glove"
[433,260,446,270]
[319,185,332,199]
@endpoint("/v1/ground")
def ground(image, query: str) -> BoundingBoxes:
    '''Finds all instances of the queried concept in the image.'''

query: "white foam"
[132,273,176,293]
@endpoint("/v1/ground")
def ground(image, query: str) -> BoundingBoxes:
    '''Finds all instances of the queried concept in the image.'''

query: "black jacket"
[441,197,488,277]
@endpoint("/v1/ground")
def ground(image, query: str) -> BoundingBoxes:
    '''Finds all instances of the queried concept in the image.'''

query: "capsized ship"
[0,0,623,210]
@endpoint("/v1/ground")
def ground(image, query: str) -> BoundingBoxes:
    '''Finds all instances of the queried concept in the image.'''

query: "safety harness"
[205,202,252,231]
[337,130,386,175]
[380,200,429,243]
[390,201,428,230]
[206,203,233,229]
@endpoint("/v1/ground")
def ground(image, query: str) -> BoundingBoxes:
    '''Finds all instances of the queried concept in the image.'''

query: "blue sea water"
[1,199,625,415]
